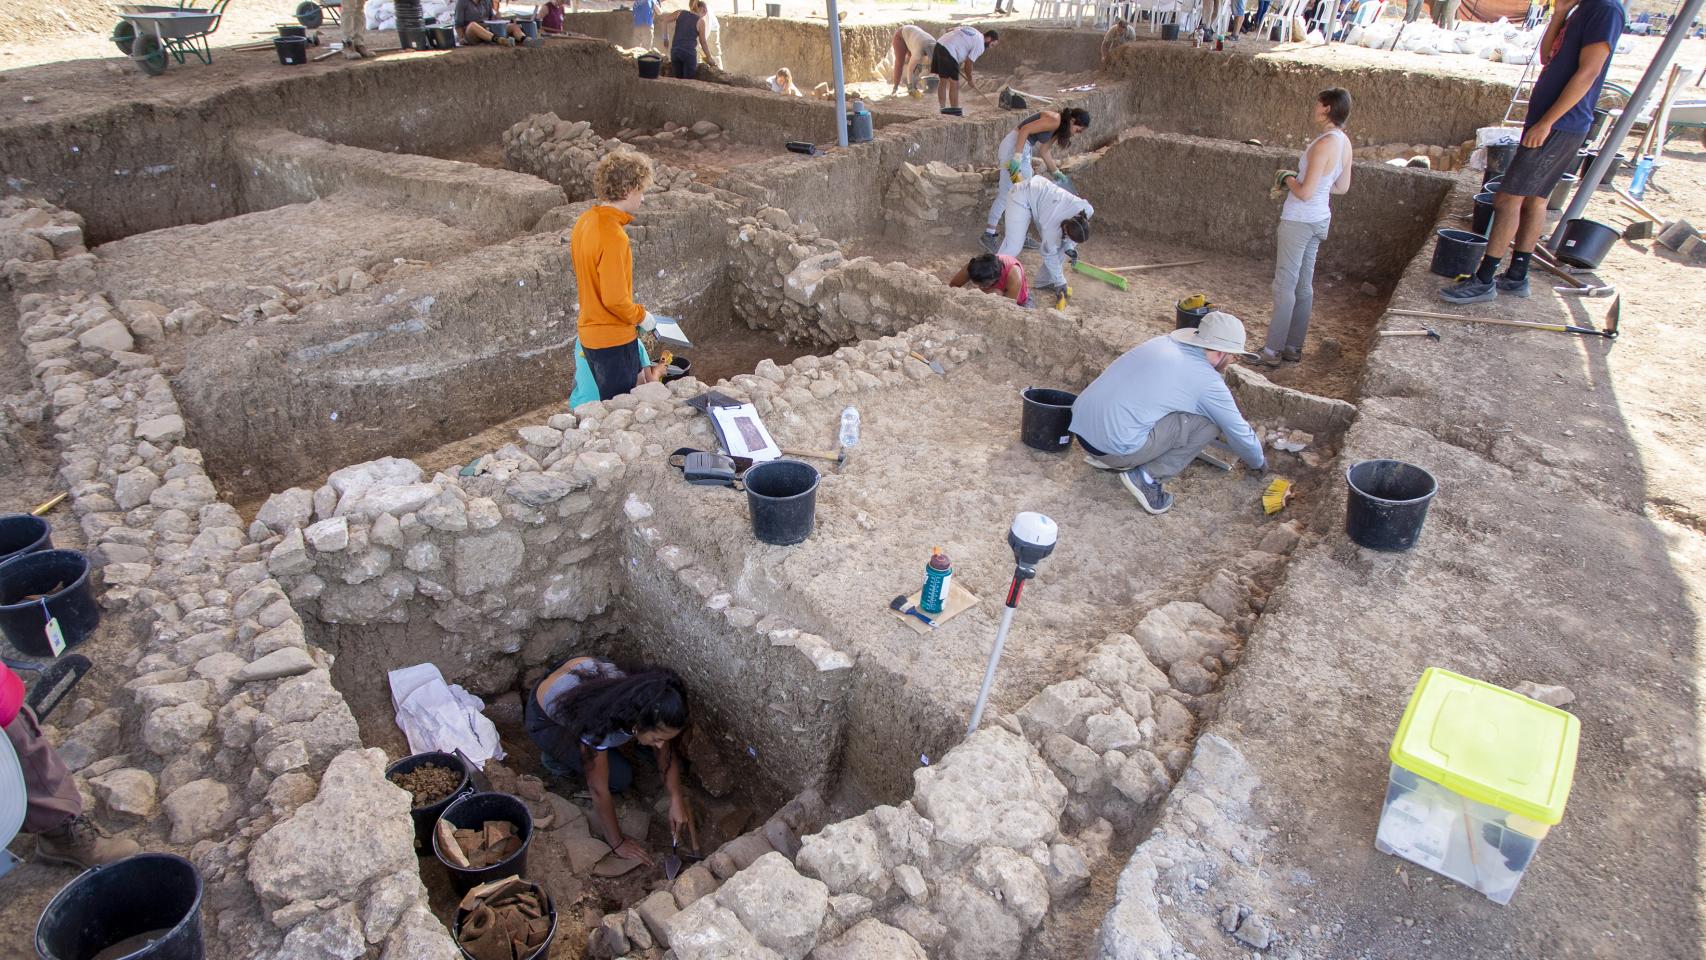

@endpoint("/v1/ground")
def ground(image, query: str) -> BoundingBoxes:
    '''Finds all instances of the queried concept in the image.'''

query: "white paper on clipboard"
[709,403,780,461]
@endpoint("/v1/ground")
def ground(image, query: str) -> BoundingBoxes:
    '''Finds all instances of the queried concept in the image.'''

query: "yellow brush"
[1262,477,1293,515]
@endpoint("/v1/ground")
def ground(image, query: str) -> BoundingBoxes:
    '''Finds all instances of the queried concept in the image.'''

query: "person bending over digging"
[1441,0,1622,304]
[889,24,936,96]
[524,658,692,867]
[1070,311,1267,515]
[1,663,142,869]
[571,152,668,404]
[661,0,718,78]
[981,107,1091,253]
[1101,18,1136,64]
[950,253,1030,307]
[930,26,998,114]
[1262,87,1352,368]
[995,174,1093,305]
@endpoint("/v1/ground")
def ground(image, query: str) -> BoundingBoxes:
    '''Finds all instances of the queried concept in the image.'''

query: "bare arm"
[586,747,655,865]
[698,17,715,62]
[1539,0,1573,64]
[1286,134,1338,199]
[1331,143,1352,195]
[1002,268,1024,302]
[948,266,972,288]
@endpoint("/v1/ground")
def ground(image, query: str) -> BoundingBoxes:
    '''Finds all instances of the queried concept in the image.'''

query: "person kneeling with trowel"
[995,174,1092,307]
[1069,311,1267,515]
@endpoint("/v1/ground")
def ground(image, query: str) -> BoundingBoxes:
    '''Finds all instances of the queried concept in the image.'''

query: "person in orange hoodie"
[571,151,668,402]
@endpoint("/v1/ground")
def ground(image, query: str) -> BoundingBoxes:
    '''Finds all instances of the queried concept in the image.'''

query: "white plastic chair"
[1258,0,1302,38]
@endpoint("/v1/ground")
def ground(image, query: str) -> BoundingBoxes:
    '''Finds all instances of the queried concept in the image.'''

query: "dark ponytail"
[1054,107,1091,148]
[549,667,689,745]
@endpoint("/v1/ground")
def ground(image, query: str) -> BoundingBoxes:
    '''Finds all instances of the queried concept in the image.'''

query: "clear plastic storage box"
[1374,668,1580,904]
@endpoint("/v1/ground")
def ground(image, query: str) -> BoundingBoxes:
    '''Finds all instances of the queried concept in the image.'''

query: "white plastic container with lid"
[1374,668,1580,905]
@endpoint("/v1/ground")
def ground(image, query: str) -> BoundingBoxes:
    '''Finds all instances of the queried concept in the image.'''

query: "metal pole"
[965,598,1018,737]
[1552,0,1706,243]
[827,0,848,147]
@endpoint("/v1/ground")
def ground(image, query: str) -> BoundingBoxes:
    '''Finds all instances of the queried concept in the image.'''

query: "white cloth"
[999,175,1093,287]
[388,663,505,769]
[937,24,987,63]
[1281,128,1349,223]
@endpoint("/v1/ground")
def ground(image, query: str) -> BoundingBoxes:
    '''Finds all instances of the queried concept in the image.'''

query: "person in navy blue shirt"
[1441,0,1624,304]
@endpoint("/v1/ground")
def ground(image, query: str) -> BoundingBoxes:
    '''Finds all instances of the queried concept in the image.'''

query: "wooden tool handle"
[1610,185,1664,224]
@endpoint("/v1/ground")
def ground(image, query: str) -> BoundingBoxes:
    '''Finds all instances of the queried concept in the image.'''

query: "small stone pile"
[439,819,524,868]
[884,160,993,245]
[502,113,695,201]
[0,196,96,288]
[617,119,728,154]
[1361,139,1475,171]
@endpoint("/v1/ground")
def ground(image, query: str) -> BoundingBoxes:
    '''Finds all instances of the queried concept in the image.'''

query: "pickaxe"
[1533,247,1616,297]
[1378,327,1440,340]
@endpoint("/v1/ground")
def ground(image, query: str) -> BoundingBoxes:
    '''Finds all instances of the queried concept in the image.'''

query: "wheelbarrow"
[111,0,232,75]
[294,0,344,28]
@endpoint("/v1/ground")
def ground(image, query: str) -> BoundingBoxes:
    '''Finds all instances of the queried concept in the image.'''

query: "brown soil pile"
[390,763,463,807]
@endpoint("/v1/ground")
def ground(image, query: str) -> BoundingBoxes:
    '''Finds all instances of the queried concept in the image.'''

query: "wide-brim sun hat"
[1170,310,1260,361]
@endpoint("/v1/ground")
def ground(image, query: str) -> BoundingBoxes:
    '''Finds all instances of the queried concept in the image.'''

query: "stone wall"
[0,196,456,960]
[881,160,995,248]
[501,113,700,200]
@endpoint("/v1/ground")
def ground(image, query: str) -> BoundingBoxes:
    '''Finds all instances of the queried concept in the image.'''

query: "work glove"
[640,312,658,332]
[1052,170,1071,186]
[1006,156,1024,175]
[1065,247,1079,264]
[1273,168,1297,189]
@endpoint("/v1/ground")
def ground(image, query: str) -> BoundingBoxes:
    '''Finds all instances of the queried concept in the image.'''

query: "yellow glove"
[1179,293,1207,310]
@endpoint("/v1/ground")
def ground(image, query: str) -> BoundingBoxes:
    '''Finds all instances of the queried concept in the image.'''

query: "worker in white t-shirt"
[929,25,999,114]
[889,24,936,96]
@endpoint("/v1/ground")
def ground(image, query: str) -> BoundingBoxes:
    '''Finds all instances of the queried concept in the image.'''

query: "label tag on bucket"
[1058,435,1071,445]
[44,617,66,657]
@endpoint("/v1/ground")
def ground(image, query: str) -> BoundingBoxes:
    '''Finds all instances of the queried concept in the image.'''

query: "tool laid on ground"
[889,595,936,627]
[29,492,66,517]
[1262,476,1293,515]
[1532,247,1616,297]
[1070,259,1129,290]
[781,446,846,468]
[1106,259,1207,273]
[1379,327,1441,340]
[908,351,946,375]
[1195,442,1237,471]
[1392,308,1617,340]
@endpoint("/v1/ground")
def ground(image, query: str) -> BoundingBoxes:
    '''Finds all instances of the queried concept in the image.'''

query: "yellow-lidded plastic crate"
[1373,668,1580,904]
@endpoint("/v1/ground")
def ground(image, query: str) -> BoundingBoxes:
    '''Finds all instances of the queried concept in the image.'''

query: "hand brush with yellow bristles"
[1262,477,1293,515]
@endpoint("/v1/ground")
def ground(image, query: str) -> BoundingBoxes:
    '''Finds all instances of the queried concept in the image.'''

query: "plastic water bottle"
[920,547,953,615]
[839,406,860,449]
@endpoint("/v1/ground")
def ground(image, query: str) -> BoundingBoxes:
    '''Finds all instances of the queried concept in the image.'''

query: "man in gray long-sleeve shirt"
[1070,311,1266,515]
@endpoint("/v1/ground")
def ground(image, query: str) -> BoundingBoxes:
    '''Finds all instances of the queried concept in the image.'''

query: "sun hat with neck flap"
[1169,310,1260,361]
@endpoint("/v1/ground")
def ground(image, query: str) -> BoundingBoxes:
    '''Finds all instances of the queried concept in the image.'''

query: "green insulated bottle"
[920,547,952,615]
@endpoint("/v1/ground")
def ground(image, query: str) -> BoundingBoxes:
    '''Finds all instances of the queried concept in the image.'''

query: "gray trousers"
[1269,217,1329,355]
[1088,412,1220,478]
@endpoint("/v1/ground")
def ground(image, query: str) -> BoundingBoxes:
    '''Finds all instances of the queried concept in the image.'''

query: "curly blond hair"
[593,150,654,203]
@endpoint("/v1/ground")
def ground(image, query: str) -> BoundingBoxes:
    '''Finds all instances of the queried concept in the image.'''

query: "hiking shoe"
[1119,469,1173,514]
[979,232,1000,253]
[1083,452,1120,471]
[1495,273,1530,298]
[1280,347,1303,362]
[1254,348,1283,368]
[37,815,141,869]
[1439,279,1496,304]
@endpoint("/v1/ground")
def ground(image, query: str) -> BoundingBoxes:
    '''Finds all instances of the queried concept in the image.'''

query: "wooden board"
[889,580,980,635]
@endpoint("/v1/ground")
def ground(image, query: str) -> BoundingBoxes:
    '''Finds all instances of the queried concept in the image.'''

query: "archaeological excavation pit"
[0,16,1539,959]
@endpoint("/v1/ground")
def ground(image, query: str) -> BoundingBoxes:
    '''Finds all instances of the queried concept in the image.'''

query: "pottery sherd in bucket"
[745,459,820,546]
[1019,387,1077,452]
[1344,459,1438,551]
[433,792,534,894]
[35,853,205,960]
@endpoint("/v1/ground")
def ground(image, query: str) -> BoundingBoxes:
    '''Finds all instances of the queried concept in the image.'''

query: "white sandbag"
[389,663,506,769]
[1504,44,1533,64]
[1345,24,1364,44]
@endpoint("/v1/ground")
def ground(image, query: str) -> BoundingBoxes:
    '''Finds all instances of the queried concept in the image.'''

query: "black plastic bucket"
[1162,22,1181,39]
[765,2,780,14]
[428,24,457,46]
[1481,141,1517,186]
[1579,149,1626,182]
[1482,177,1502,195]
[276,22,307,37]
[847,112,874,144]
[0,514,52,568]
[1429,228,1487,278]
[433,792,534,894]
[744,460,819,546]
[661,356,692,383]
[1554,217,1619,269]
[1344,459,1438,551]
[1547,172,1579,211]
[35,853,204,960]
[454,882,557,960]
[0,550,99,658]
[1020,387,1077,452]
[1470,191,1497,236]
[638,52,663,78]
[387,751,475,850]
[274,35,309,64]
[1587,107,1611,144]
[1174,298,1212,330]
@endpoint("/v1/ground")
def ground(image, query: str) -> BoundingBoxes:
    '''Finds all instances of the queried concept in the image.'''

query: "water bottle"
[920,547,953,615]
[839,406,860,449]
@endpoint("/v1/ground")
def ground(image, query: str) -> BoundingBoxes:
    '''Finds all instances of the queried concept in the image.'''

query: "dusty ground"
[851,228,1385,400]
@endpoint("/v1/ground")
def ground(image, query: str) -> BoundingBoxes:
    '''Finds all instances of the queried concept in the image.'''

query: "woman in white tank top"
[1261,88,1353,367]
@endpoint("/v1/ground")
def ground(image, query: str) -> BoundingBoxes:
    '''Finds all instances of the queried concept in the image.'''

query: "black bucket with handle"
[1470,191,1497,237]
[453,881,557,960]
[386,750,475,849]
[1020,388,1077,452]
[744,459,819,545]
[35,853,205,960]
[274,35,309,64]
[1344,459,1438,551]
[0,549,99,658]
[1482,141,1518,186]
[638,52,663,78]
[433,792,534,894]
[0,514,52,568]
[1554,218,1618,269]
[1429,229,1487,278]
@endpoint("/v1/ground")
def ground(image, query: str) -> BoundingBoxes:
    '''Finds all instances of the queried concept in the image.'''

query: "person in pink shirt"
[950,252,1030,307]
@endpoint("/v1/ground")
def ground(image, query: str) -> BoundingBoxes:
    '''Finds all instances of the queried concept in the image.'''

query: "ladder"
[1500,55,1541,127]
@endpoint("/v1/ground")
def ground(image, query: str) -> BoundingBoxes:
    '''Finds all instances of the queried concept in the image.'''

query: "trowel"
[662,802,703,881]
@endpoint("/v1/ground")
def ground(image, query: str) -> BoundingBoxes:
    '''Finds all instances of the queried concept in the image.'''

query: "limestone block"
[89,767,157,817]
[257,487,315,533]
[969,846,1049,928]
[666,898,782,960]
[1016,679,1113,744]
[809,919,926,960]
[163,778,232,843]
[910,728,1065,861]
[143,701,213,755]
[932,877,1023,960]
[716,852,829,959]
[1132,602,1232,669]
[453,530,525,595]
[249,748,415,905]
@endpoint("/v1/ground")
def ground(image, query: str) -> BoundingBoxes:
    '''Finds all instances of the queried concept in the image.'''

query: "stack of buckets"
[0,514,99,660]
[395,0,429,49]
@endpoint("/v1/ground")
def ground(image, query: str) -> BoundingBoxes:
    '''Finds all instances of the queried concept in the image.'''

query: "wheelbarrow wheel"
[111,19,137,55]
[134,34,168,75]
[296,0,325,28]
